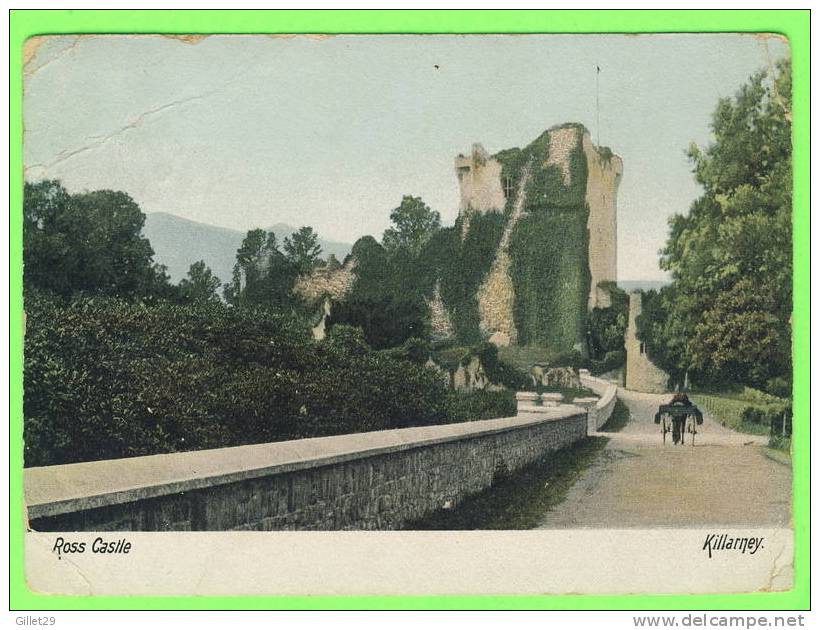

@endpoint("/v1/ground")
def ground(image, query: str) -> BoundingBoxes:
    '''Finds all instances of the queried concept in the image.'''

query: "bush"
[380,336,432,365]
[765,376,792,399]
[546,350,590,370]
[740,406,765,425]
[23,295,453,467]
[327,294,429,350]
[470,342,529,390]
[591,349,625,376]
[445,390,516,424]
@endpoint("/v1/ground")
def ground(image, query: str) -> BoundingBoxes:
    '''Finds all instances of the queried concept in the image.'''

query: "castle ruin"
[296,123,624,354]
[453,124,622,348]
[456,125,622,315]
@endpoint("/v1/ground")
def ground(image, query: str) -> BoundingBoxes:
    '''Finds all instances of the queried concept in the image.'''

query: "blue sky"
[24,34,789,280]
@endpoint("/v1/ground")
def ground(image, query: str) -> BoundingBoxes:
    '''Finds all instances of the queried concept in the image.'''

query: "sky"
[23,33,789,281]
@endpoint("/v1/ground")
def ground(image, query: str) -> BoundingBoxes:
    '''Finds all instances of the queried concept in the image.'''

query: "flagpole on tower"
[595,64,601,146]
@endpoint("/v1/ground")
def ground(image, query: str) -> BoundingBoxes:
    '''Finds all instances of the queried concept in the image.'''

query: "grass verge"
[690,393,780,436]
[404,436,609,530]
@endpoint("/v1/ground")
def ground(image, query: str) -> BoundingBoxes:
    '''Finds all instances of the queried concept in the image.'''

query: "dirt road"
[537,389,792,528]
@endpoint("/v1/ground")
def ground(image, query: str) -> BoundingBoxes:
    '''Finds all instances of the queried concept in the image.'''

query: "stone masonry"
[625,291,670,393]
[26,409,587,532]
[457,125,622,345]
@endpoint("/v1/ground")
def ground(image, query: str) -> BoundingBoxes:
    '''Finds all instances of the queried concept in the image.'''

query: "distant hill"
[142,212,353,285]
[618,280,671,293]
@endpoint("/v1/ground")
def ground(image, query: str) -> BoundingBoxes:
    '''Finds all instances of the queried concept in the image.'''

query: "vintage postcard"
[18,30,799,598]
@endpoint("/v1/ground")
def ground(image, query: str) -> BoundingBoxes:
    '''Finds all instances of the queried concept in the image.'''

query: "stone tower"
[625,291,669,393]
[455,143,506,215]
[454,126,622,312]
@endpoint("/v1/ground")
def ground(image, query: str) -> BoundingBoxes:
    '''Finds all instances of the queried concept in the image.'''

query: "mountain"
[142,212,353,285]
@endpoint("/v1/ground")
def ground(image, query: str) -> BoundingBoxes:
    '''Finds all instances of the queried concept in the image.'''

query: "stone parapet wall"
[579,370,618,431]
[26,409,587,532]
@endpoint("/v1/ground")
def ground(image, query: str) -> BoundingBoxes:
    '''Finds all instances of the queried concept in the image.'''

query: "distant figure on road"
[654,393,703,446]
[668,393,691,444]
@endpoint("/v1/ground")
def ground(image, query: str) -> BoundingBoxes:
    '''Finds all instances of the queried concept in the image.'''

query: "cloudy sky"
[24,33,788,281]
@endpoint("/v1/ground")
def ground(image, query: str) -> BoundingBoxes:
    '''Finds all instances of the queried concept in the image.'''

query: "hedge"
[23,295,512,467]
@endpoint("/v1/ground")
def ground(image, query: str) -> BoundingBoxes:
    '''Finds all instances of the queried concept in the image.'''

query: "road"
[537,389,792,528]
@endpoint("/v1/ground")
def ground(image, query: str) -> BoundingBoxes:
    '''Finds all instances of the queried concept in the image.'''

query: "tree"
[23,180,169,299]
[642,58,792,391]
[327,295,429,350]
[284,226,322,275]
[179,261,221,304]
[382,195,441,254]
[223,229,298,309]
[587,283,628,360]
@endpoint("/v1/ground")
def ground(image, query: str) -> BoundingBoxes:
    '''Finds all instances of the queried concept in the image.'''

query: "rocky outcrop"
[451,355,504,393]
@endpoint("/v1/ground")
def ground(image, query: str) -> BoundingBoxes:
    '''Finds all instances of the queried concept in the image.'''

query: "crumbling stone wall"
[476,161,532,346]
[293,259,355,302]
[426,281,455,340]
[530,366,581,389]
[455,143,506,216]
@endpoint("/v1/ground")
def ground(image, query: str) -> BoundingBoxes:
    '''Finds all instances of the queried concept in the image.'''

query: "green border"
[9,9,809,611]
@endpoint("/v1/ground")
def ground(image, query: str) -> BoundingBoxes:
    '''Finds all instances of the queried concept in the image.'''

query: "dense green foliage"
[587,282,628,358]
[509,209,590,350]
[438,213,507,342]
[24,295,518,467]
[494,124,590,213]
[222,229,301,310]
[497,125,592,351]
[283,226,323,275]
[637,60,792,393]
[23,180,171,299]
[178,260,222,304]
[341,208,507,346]
[327,295,429,349]
[444,389,517,424]
[336,235,432,346]
[23,181,527,468]
[587,282,628,374]
[690,389,790,438]
[382,195,442,255]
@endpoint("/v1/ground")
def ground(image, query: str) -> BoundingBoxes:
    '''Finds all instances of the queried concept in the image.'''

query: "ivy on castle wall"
[338,123,596,354]
[509,207,591,351]
[495,124,593,353]
[339,214,508,347]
